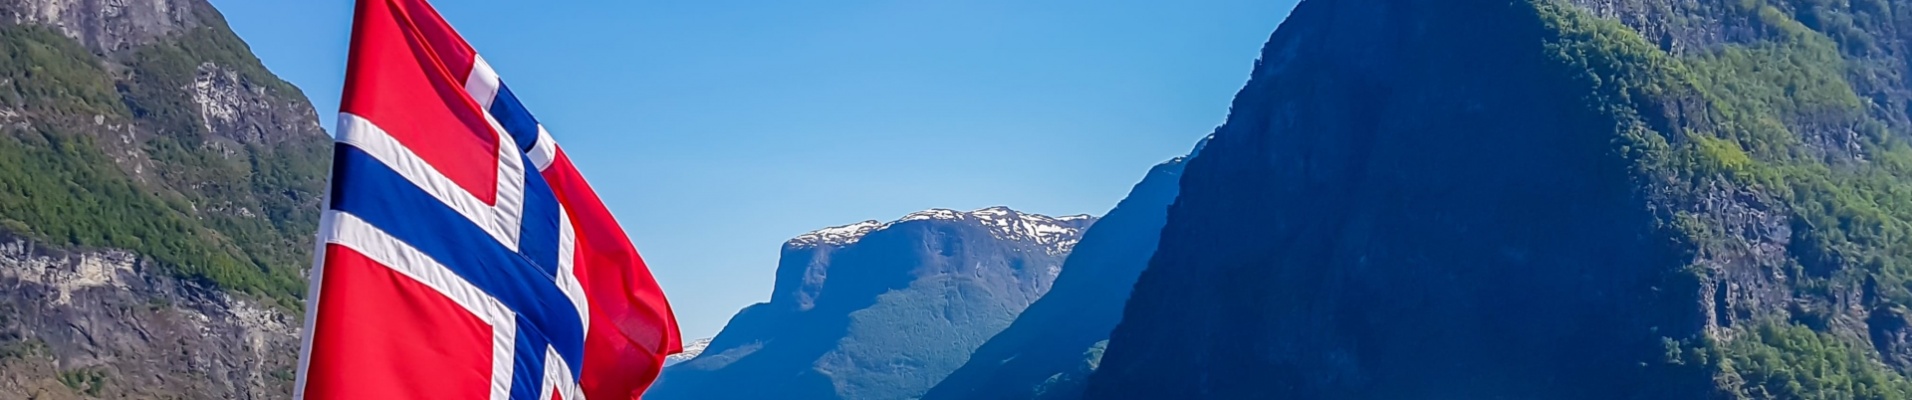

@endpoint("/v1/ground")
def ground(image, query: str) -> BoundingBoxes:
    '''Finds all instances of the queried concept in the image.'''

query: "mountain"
[922,150,1193,400]
[1086,0,1912,399]
[663,338,713,367]
[0,0,328,398]
[647,207,1094,400]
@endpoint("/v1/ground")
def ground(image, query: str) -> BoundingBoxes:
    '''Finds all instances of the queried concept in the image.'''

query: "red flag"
[297,0,681,399]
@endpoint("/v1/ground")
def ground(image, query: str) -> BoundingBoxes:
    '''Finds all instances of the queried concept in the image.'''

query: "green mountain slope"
[0,0,327,398]
[0,1,328,307]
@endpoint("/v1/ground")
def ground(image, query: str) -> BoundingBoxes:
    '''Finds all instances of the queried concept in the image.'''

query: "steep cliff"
[649,208,1093,400]
[0,0,326,398]
[1088,0,1912,398]
[0,237,297,399]
[922,153,1189,400]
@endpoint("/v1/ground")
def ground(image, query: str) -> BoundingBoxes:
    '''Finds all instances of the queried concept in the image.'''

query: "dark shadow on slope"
[922,157,1187,400]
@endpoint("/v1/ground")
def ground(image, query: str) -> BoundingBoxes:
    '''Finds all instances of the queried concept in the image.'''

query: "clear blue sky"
[207,0,1297,339]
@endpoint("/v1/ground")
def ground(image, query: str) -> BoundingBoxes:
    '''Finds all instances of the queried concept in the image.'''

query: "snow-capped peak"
[663,338,713,367]
[786,207,1097,254]
[895,209,965,223]
[963,207,1096,254]
[787,220,884,248]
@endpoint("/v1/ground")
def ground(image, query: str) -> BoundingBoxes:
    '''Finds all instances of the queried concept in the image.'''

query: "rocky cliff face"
[1088,0,1912,399]
[649,208,1093,400]
[0,238,297,399]
[0,0,327,398]
[0,0,199,55]
[922,153,1190,400]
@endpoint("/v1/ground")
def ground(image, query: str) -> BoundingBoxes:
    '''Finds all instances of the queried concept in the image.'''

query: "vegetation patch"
[1719,322,1912,399]
[0,23,323,305]
[1534,0,1912,396]
[57,367,107,396]
[0,339,47,361]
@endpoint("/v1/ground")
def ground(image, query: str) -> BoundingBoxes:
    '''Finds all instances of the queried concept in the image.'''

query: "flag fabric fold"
[297,0,681,398]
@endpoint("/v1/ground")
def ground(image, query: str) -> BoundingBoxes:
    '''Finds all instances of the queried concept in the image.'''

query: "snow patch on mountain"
[786,207,1097,254]
[786,221,883,248]
[968,206,1096,254]
[664,338,713,367]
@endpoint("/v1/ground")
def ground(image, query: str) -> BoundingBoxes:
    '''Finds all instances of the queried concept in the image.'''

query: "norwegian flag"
[295,0,681,399]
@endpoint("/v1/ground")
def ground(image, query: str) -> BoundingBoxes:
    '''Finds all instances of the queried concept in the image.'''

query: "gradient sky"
[206,0,1298,339]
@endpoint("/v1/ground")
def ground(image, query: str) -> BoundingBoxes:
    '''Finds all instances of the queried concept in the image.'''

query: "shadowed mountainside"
[1089,0,1912,398]
[923,149,1192,400]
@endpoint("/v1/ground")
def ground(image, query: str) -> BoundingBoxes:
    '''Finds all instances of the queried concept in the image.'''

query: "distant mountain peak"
[787,207,1096,254]
[661,207,1090,400]
[785,220,884,248]
[962,207,1097,254]
[662,338,714,367]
